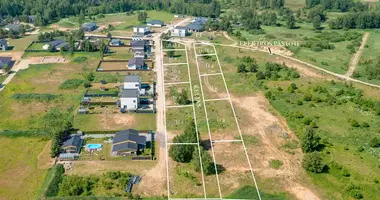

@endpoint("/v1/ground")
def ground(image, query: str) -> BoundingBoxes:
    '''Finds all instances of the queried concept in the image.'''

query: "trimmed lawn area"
[0,137,49,200]
[104,46,134,60]
[7,35,37,51]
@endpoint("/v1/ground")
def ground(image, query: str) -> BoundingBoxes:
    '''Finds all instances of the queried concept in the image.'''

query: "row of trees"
[305,0,367,12]
[329,11,380,30]
[0,24,31,38]
[0,0,221,26]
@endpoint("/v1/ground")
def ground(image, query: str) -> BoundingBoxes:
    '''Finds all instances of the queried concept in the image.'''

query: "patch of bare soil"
[134,141,167,196]
[273,56,325,79]
[100,114,135,130]
[37,140,54,169]
[232,93,321,200]
[0,51,23,61]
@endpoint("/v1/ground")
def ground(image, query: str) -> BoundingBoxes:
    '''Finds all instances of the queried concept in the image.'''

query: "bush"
[369,137,380,148]
[59,79,85,89]
[302,152,325,173]
[269,159,283,169]
[11,93,58,102]
[341,168,351,177]
[45,164,65,197]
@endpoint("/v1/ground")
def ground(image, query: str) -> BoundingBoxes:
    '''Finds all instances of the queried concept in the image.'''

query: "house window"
[133,100,136,103]
[135,84,139,87]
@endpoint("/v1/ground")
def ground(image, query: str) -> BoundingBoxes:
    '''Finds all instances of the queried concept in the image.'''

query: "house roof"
[56,42,69,49]
[124,75,140,83]
[187,23,203,31]
[112,129,146,152]
[147,20,164,25]
[82,22,96,28]
[135,26,148,29]
[0,39,7,45]
[130,40,146,47]
[110,38,121,44]
[5,24,20,31]
[128,57,144,67]
[194,17,209,25]
[49,40,65,47]
[61,134,83,150]
[175,26,188,30]
[120,89,139,98]
[0,57,12,68]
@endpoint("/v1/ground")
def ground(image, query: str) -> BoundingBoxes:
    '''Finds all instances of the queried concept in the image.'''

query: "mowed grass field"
[0,137,49,200]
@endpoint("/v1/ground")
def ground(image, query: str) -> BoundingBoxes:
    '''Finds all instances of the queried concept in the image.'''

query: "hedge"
[45,164,65,197]
[11,93,58,101]
[0,130,50,138]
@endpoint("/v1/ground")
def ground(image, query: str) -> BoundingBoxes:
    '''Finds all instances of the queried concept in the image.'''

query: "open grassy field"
[104,46,134,60]
[7,35,38,51]
[355,31,380,85]
[0,137,49,200]
[0,55,99,130]
[212,45,380,199]
[163,64,189,83]
[163,50,187,64]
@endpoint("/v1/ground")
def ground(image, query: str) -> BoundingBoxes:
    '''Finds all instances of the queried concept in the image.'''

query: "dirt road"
[345,32,370,78]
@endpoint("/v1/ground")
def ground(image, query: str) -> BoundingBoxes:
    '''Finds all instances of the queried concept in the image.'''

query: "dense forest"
[0,0,221,25]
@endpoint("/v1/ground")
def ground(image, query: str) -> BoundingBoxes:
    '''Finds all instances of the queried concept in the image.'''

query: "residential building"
[187,22,204,32]
[133,26,150,35]
[0,57,12,74]
[134,50,145,58]
[109,38,123,46]
[0,39,7,51]
[123,75,141,89]
[171,26,188,37]
[130,40,146,52]
[42,40,67,51]
[128,57,145,70]
[4,24,20,32]
[147,20,164,27]
[132,35,144,41]
[60,133,84,154]
[111,129,147,156]
[82,22,97,32]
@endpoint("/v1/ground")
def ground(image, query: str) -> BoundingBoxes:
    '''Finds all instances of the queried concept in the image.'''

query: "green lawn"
[7,35,37,51]
[0,137,49,200]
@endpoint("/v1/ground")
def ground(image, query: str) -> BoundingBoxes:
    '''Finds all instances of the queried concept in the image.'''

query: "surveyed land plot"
[165,101,194,143]
[165,83,192,106]
[213,142,260,198]
[201,75,229,100]
[163,64,190,83]
[163,50,188,64]
[162,40,186,50]
[167,145,205,198]
[195,44,216,55]
[197,55,221,75]
[204,100,240,140]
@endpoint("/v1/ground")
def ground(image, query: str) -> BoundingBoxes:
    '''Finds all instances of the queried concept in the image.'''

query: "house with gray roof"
[0,39,7,51]
[147,20,165,27]
[60,134,84,154]
[42,40,68,51]
[112,129,146,156]
[4,24,20,32]
[0,57,12,74]
[82,22,97,32]
[128,57,145,70]
[187,22,204,32]
[133,26,150,35]
[130,40,146,52]
[109,38,123,46]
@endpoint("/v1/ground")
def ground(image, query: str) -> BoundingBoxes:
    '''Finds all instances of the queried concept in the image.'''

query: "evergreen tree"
[302,152,325,173]
[301,127,320,153]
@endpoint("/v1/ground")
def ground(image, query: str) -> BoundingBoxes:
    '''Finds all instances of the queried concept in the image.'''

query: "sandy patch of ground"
[37,140,54,169]
[232,93,321,200]
[134,139,167,196]
[0,51,23,61]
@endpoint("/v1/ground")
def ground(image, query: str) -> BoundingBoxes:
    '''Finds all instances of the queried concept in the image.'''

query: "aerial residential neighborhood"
[1,0,380,200]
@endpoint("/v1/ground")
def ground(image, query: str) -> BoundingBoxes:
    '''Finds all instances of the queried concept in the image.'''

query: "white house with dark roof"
[133,26,150,35]
[147,20,164,27]
[111,129,146,156]
[120,75,142,110]
[172,26,188,37]
[0,39,8,51]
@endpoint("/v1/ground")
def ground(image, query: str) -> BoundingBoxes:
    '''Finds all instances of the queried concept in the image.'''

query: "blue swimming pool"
[87,144,102,149]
